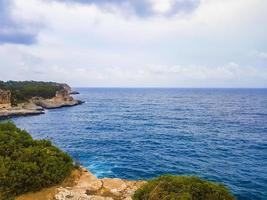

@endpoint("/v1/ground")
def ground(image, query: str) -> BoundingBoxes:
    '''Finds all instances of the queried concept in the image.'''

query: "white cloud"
[256,51,267,59]
[149,0,174,13]
[0,0,266,87]
[0,44,266,87]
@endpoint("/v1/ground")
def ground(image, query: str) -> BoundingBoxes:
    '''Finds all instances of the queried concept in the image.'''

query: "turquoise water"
[11,88,267,200]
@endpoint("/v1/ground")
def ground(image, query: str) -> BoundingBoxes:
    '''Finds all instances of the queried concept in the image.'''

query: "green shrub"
[133,175,235,200]
[0,122,74,200]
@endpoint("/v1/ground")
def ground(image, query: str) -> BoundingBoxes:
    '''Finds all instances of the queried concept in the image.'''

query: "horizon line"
[72,86,267,89]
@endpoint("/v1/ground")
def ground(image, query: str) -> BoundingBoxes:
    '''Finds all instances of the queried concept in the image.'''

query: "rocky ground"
[0,102,45,119]
[0,108,44,119]
[33,97,83,109]
[0,92,83,119]
[17,168,146,200]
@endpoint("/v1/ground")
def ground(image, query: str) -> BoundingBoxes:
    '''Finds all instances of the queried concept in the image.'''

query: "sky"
[0,0,267,87]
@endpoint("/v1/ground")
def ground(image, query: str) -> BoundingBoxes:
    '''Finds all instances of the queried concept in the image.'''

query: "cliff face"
[34,88,82,109]
[0,82,83,118]
[59,83,72,93]
[54,90,74,102]
[0,89,11,109]
[58,83,79,95]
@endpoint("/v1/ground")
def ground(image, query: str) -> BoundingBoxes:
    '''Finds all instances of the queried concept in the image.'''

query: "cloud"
[0,0,266,87]
[255,51,267,59]
[52,0,200,17]
[0,0,40,45]
[0,44,266,87]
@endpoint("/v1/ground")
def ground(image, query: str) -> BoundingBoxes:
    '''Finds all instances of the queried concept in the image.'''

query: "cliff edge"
[0,82,83,119]
[17,167,146,200]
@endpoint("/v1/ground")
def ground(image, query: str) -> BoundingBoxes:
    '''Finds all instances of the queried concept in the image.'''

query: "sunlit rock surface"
[54,168,146,200]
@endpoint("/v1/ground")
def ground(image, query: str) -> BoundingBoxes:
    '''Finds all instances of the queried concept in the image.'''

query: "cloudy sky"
[0,0,267,87]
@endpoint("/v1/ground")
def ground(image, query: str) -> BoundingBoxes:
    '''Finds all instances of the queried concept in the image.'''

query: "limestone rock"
[58,83,72,93]
[0,89,11,109]
[21,101,44,111]
[33,89,84,109]
[0,83,83,119]
[55,188,113,200]
[53,168,146,200]
[73,169,102,193]
[102,178,127,192]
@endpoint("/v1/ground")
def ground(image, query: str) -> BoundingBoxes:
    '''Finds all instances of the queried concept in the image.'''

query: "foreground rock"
[17,167,146,200]
[54,168,146,200]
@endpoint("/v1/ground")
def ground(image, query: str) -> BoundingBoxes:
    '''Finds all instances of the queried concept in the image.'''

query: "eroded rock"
[55,188,113,200]
[102,178,127,195]
[0,89,11,109]
[0,83,83,119]
[73,169,102,194]
[54,168,146,200]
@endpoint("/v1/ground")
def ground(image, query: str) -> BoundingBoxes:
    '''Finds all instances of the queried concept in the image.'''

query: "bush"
[133,175,235,200]
[0,122,74,200]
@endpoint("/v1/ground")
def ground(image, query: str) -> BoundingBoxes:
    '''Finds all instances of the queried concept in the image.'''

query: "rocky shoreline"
[0,109,45,119]
[17,167,146,200]
[55,168,146,200]
[0,84,84,119]
[0,100,84,119]
[33,97,84,110]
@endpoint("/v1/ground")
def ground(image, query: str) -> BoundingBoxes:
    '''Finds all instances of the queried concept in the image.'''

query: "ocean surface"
[11,88,267,200]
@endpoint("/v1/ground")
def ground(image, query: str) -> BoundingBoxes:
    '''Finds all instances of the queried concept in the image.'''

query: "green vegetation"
[0,122,235,200]
[133,175,235,200]
[0,81,63,105]
[0,122,74,200]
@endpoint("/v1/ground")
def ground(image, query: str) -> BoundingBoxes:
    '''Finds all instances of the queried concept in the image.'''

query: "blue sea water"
[10,88,267,200]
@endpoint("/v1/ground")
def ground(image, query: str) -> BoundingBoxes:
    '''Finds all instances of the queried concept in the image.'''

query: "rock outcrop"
[17,167,146,200]
[0,108,45,119]
[0,99,45,119]
[58,83,72,93]
[54,168,146,200]
[0,83,83,119]
[0,89,11,109]
[33,89,83,109]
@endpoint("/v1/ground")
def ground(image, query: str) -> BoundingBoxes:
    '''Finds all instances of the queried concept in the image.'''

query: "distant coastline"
[0,81,83,119]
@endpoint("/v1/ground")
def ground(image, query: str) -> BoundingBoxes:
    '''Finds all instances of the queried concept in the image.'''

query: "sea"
[11,88,267,200]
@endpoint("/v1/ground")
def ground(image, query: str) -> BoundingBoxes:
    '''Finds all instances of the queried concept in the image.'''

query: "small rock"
[122,197,132,200]
[87,196,113,200]
[102,178,127,192]
[55,188,113,200]
[73,170,102,193]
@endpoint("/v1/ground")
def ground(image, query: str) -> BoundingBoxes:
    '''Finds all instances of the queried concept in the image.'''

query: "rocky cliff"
[55,168,146,200]
[33,88,83,109]
[0,89,11,109]
[0,83,83,119]
[17,167,146,200]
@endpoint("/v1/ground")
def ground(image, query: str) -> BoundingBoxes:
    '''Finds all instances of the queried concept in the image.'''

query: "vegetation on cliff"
[0,122,73,200]
[0,122,235,200]
[133,175,235,200]
[0,81,63,105]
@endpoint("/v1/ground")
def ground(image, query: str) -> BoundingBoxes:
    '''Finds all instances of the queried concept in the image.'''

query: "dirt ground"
[16,169,82,200]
